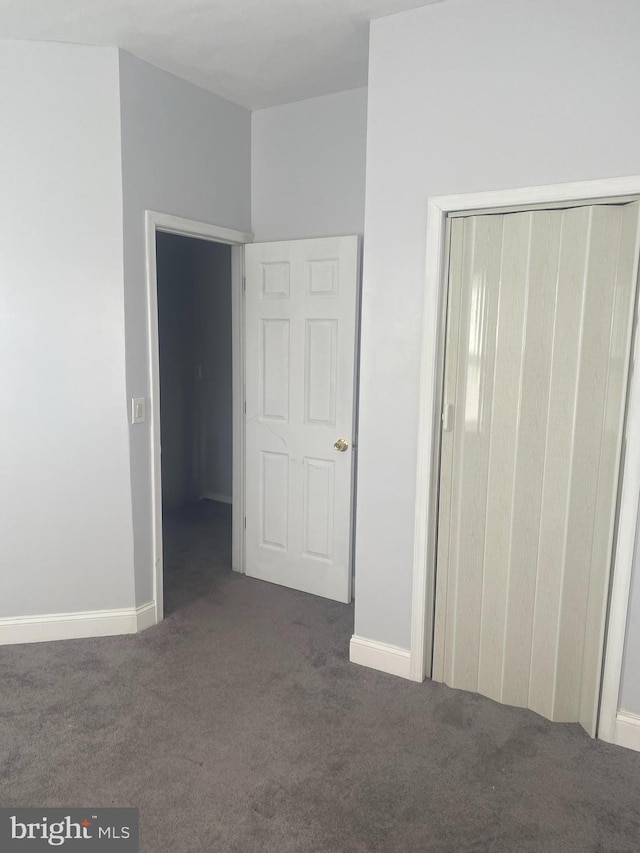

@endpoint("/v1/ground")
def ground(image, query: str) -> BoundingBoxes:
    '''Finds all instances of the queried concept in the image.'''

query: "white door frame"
[145,211,253,622]
[411,176,640,750]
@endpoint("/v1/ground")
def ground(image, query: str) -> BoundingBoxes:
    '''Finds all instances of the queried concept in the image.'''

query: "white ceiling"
[0,0,440,109]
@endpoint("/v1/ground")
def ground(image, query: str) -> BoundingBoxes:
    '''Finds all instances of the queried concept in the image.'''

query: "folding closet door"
[433,202,640,735]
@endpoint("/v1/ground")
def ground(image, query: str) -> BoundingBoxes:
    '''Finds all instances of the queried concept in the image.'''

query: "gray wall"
[156,233,232,511]
[0,40,134,617]
[251,88,368,241]
[119,50,251,606]
[355,0,640,716]
[193,241,233,503]
[157,234,198,511]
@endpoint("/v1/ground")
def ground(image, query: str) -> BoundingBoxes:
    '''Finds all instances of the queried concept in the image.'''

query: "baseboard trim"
[0,603,158,646]
[136,602,158,632]
[614,711,640,752]
[349,635,413,680]
[200,491,232,505]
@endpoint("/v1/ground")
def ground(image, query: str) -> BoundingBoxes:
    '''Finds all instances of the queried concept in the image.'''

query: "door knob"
[334,438,349,452]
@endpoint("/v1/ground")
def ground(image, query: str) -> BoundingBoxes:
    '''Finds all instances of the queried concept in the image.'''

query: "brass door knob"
[334,438,349,452]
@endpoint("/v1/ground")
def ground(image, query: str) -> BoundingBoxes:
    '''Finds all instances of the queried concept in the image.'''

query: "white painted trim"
[230,243,246,575]
[410,201,449,682]
[349,635,415,680]
[0,603,157,646]
[200,491,232,505]
[613,711,640,752]
[430,175,640,215]
[349,238,363,605]
[145,211,252,624]
[135,601,157,633]
[151,211,253,246]
[411,176,640,746]
[145,213,163,625]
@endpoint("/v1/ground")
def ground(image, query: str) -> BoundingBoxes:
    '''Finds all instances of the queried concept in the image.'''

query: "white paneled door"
[434,203,640,735]
[244,237,359,603]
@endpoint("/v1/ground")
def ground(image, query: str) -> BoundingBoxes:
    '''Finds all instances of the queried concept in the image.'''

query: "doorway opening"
[145,212,251,620]
[156,232,233,613]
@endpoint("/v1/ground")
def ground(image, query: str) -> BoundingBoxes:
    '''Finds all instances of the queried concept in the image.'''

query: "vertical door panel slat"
[477,212,530,702]
[501,210,562,707]
[528,206,590,720]
[448,215,504,690]
[555,207,622,720]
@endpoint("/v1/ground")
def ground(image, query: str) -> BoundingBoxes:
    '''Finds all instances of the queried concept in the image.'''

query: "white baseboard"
[200,491,232,504]
[0,602,158,646]
[136,602,158,632]
[614,711,640,752]
[349,634,413,680]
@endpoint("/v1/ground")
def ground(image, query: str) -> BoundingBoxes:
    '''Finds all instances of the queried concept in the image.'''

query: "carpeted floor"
[2,500,640,852]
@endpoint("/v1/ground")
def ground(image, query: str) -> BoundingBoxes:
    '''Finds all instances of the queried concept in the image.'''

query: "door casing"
[411,177,640,750]
[145,211,253,623]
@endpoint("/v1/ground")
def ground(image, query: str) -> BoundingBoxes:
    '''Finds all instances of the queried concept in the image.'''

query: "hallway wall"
[157,234,198,511]
[192,240,233,504]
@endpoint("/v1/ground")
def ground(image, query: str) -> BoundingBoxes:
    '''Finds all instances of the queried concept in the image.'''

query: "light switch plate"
[131,397,145,424]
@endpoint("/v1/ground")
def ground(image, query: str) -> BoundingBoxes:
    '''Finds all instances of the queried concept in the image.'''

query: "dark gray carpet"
[2,500,640,852]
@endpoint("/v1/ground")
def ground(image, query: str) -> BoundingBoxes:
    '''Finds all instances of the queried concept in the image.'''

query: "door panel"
[244,237,359,603]
[434,203,640,735]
